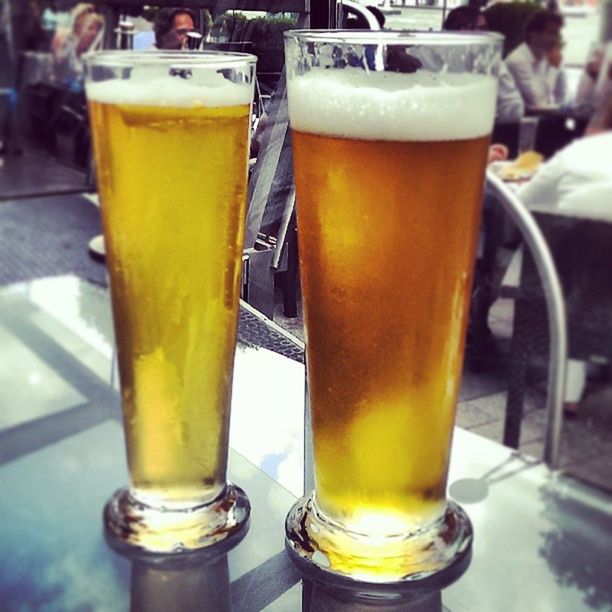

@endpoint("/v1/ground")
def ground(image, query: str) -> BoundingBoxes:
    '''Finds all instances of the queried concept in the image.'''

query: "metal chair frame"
[486,171,567,470]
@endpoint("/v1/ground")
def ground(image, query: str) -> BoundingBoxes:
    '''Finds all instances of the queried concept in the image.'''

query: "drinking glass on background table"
[84,51,256,554]
[283,30,502,587]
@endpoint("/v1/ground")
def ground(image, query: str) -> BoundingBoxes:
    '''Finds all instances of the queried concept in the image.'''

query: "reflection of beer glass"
[284,31,501,584]
[307,582,442,611]
[84,51,256,553]
[131,555,231,612]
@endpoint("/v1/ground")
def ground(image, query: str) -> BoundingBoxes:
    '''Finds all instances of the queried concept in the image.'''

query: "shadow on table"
[130,554,232,612]
[538,478,612,610]
[450,452,540,504]
[303,582,443,611]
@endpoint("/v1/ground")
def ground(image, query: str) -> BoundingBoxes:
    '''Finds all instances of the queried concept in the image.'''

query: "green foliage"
[211,12,250,42]
[484,1,543,57]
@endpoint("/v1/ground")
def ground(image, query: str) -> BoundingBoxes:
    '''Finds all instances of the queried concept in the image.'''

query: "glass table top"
[0,276,610,611]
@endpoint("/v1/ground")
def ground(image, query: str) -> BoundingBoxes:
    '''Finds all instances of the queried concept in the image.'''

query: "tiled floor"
[0,147,87,201]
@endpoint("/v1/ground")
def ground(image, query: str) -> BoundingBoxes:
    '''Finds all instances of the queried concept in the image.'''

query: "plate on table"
[490,151,543,182]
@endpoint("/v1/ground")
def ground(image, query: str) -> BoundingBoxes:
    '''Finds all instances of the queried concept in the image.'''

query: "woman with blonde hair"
[51,3,104,86]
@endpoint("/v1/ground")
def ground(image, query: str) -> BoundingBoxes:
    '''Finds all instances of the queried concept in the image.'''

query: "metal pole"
[441,0,448,28]
[309,0,336,28]
[115,20,135,50]
[486,171,567,470]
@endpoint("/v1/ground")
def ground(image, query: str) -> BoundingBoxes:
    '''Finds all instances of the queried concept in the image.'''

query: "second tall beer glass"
[85,51,256,553]
[284,31,501,585]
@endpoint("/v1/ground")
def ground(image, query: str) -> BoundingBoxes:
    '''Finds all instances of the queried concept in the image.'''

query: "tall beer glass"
[84,51,256,554]
[284,31,501,586]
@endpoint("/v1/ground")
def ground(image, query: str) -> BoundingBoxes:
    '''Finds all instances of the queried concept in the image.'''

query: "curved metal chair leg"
[486,171,567,470]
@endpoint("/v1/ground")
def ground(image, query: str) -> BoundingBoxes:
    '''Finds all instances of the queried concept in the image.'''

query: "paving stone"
[456,401,499,430]
[520,408,547,444]
[489,297,515,322]
[459,370,507,402]
[458,392,507,427]
[466,419,505,444]
[519,440,545,462]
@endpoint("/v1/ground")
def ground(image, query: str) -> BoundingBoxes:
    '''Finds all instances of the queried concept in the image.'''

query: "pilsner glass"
[284,31,501,586]
[84,51,256,553]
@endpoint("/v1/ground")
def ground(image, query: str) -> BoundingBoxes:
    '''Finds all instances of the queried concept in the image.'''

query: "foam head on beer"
[86,69,253,107]
[287,69,497,141]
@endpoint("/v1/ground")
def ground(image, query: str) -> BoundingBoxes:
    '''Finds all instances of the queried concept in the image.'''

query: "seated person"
[51,3,104,87]
[516,99,612,412]
[505,10,567,109]
[443,6,524,123]
[153,7,196,50]
[517,97,612,217]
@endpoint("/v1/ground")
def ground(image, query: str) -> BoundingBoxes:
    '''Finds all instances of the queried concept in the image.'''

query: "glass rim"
[83,49,258,69]
[284,29,504,46]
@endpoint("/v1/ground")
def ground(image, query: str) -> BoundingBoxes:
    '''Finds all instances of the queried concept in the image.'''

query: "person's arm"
[506,54,549,108]
[496,62,524,122]
[575,71,596,106]
[552,67,568,106]
[516,152,565,210]
[593,43,612,107]
[50,28,68,64]
[575,46,603,106]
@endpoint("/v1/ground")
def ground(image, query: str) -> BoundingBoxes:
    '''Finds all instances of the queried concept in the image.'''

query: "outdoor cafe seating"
[1,0,611,609]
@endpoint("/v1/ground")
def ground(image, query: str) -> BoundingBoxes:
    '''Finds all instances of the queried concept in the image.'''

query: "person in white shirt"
[506,10,567,109]
[443,6,524,122]
[517,100,612,412]
[517,101,612,219]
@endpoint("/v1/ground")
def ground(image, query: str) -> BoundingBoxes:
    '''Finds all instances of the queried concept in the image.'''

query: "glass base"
[104,482,250,555]
[285,493,472,596]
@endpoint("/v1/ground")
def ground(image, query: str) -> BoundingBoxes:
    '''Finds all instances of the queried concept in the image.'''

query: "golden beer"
[284,30,501,584]
[86,51,255,553]
[293,131,489,531]
[89,101,250,504]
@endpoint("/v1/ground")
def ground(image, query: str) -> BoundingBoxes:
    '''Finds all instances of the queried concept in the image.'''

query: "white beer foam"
[287,69,497,141]
[86,68,252,107]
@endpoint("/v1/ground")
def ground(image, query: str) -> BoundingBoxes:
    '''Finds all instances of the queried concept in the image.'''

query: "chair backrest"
[532,213,612,363]
[244,70,294,255]
[244,3,384,253]
[486,171,567,470]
